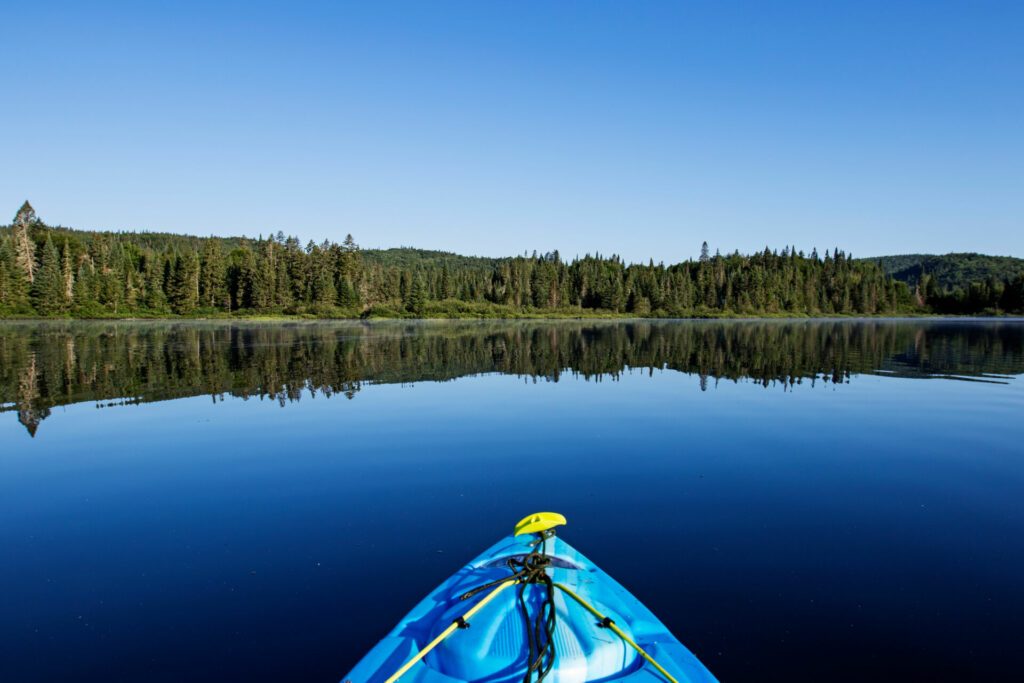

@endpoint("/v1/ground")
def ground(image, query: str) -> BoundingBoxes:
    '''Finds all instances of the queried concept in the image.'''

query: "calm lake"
[1,319,1022,682]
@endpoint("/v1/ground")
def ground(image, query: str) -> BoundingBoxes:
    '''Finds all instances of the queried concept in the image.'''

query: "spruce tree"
[239,247,267,309]
[0,237,20,312]
[200,239,228,309]
[338,276,359,309]
[103,244,128,314]
[72,258,96,314]
[406,276,426,313]
[309,241,336,309]
[168,252,199,314]
[274,255,293,309]
[31,235,65,315]
[144,254,168,311]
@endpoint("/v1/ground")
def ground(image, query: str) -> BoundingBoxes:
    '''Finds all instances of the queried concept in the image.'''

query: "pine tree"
[274,254,293,309]
[31,234,65,315]
[124,266,140,310]
[101,243,128,314]
[61,240,74,309]
[0,236,22,312]
[406,276,426,314]
[11,201,37,285]
[200,239,228,309]
[440,263,452,299]
[168,252,199,314]
[237,245,272,309]
[73,258,97,314]
[310,242,336,309]
[338,276,359,309]
[144,254,168,311]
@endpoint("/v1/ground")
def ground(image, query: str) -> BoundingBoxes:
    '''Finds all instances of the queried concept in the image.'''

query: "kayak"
[341,513,718,683]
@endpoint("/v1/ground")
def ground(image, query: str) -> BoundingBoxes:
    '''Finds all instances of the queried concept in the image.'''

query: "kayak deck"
[342,533,717,683]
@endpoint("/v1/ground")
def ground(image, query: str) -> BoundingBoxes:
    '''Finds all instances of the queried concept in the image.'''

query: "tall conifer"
[32,235,65,314]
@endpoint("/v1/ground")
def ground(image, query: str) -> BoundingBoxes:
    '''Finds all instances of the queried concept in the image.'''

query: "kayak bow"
[342,513,717,683]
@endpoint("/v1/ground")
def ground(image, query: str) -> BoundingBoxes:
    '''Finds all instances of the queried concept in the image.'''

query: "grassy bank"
[1,301,996,323]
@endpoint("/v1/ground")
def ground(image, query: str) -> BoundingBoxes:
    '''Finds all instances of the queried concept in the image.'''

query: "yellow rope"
[383,579,518,683]
[554,582,680,683]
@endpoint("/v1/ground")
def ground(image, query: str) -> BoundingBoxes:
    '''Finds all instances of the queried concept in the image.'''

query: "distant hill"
[40,225,252,254]
[865,253,1024,291]
[362,247,500,272]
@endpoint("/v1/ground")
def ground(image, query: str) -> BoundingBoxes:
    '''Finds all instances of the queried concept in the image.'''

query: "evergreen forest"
[2,202,1022,319]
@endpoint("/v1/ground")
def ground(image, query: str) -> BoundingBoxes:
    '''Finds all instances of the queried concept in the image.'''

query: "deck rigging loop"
[514,549,557,683]
[459,539,558,682]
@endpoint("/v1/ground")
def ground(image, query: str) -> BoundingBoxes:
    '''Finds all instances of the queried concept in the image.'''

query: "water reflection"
[2,319,1022,436]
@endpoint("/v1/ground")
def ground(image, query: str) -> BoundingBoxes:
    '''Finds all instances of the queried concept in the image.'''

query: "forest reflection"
[3,320,1022,436]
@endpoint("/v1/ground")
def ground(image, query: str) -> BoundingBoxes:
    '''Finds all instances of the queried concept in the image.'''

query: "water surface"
[2,320,1022,682]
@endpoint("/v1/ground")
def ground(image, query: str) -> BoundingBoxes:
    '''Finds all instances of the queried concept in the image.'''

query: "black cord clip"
[453,616,470,629]
[597,616,615,629]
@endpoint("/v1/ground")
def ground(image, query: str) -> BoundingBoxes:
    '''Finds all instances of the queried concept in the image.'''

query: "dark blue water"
[1,320,1022,682]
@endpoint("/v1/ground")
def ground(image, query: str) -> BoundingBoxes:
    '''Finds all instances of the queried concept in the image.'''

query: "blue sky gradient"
[3,1,1021,261]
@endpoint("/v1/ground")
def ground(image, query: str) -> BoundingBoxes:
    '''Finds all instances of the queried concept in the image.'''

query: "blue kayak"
[342,513,717,683]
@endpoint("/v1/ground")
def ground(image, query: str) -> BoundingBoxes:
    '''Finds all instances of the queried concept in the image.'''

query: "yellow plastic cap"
[514,512,567,537]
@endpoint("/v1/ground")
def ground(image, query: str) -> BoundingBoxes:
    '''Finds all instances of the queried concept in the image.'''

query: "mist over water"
[2,320,1023,682]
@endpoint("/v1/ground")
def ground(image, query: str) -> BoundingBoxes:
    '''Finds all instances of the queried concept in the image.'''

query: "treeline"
[913,271,1024,315]
[5,320,1022,435]
[1,201,1020,319]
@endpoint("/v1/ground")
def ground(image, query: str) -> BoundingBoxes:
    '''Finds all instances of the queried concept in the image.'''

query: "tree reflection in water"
[2,319,1022,436]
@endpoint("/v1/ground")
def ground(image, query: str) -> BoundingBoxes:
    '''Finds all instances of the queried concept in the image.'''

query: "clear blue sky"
[3,1,1021,261]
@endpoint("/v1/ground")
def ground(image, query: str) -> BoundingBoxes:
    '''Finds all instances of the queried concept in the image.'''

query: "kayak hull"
[342,534,717,683]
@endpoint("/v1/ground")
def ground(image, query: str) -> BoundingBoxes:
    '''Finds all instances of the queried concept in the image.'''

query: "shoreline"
[2,312,1022,323]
